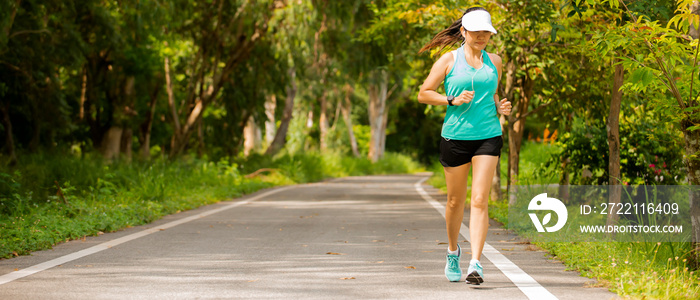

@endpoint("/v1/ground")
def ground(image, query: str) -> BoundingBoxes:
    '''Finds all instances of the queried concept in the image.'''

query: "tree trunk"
[606,61,624,226]
[688,0,700,266]
[558,115,572,203]
[319,91,329,151]
[120,128,133,162]
[491,114,506,202]
[139,80,160,160]
[690,2,700,39]
[0,103,17,165]
[101,127,123,161]
[266,69,297,156]
[343,84,360,157]
[119,77,135,162]
[681,120,700,265]
[196,118,204,157]
[492,160,501,201]
[243,116,261,156]
[507,76,532,205]
[368,69,389,162]
[503,60,517,201]
[80,65,87,120]
[264,94,277,145]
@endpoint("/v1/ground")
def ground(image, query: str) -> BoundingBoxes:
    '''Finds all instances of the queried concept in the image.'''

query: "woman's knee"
[470,194,489,210]
[446,195,465,210]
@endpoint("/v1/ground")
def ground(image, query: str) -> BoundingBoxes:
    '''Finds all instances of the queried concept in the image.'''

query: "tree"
[166,0,280,157]
[590,0,700,261]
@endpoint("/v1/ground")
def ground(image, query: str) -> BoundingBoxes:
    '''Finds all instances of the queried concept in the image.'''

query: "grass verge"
[0,151,424,259]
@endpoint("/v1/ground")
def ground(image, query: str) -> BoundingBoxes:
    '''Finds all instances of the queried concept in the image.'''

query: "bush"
[545,117,685,185]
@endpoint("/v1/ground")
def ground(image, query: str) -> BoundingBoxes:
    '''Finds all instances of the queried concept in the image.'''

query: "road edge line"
[0,186,292,286]
[414,177,558,300]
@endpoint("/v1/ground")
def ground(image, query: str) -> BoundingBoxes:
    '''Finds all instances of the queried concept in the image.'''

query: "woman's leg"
[468,155,499,260]
[444,163,471,252]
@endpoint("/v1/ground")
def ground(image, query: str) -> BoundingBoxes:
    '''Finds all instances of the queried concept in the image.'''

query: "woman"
[417,7,511,285]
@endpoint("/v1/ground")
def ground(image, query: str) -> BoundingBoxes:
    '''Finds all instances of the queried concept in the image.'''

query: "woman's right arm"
[417,53,471,106]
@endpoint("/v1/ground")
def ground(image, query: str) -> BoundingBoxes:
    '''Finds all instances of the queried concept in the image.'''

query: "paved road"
[0,175,617,299]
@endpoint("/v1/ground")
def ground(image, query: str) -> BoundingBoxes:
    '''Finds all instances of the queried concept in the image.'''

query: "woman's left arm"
[490,53,512,116]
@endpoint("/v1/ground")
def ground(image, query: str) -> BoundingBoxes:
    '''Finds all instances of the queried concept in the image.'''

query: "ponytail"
[419,7,488,54]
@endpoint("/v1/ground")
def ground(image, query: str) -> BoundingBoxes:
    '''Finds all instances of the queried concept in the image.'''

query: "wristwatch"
[447,95,455,106]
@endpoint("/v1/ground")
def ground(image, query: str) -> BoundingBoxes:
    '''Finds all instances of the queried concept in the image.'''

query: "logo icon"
[528,193,568,232]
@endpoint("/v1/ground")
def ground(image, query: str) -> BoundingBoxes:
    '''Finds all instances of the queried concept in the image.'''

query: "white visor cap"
[461,10,497,34]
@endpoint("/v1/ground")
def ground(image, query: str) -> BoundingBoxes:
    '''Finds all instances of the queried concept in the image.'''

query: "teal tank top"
[441,46,502,140]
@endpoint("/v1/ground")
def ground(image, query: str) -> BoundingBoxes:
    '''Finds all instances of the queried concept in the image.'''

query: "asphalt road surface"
[0,174,617,299]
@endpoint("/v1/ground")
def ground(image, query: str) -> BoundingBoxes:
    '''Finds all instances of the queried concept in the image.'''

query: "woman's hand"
[453,90,474,106]
[497,98,512,115]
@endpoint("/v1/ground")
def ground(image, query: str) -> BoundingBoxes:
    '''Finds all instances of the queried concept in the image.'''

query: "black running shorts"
[439,136,503,167]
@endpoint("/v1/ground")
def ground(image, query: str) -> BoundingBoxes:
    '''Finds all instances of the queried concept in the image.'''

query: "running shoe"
[466,259,484,285]
[444,245,462,282]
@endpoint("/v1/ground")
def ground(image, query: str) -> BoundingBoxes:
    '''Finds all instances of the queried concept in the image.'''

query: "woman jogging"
[417,7,511,285]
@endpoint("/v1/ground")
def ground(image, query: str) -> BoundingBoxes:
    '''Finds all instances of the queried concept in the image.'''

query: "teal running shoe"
[444,245,462,282]
[466,259,484,285]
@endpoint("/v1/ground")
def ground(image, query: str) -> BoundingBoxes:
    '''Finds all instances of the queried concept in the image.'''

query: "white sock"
[447,246,459,256]
[470,259,480,265]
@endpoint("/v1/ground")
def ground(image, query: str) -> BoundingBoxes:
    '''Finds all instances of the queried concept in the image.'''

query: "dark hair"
[419,7,488,54]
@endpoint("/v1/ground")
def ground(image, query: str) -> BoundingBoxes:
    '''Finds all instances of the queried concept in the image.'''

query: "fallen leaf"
[397,234,402,236]
[422,250,434,253]
[13,268,18,271]
[374,261,384,264]
[404,266,416,269]
[437,242,448,245]
[248,279,259,282]
[159,229,166,231]
[340,277,356,280]
[501,248,514,251]
[302,245,308,247]
[97,231,104,235]
[372,240,385,242]
[326,252,345,255]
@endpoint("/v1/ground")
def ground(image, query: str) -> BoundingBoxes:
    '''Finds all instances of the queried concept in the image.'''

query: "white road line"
[414,178,558,300]
[0,186,292,286]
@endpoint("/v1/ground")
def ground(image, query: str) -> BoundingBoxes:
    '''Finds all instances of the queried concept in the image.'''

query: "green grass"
[427,141,700,299]
[0,151,424,258]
